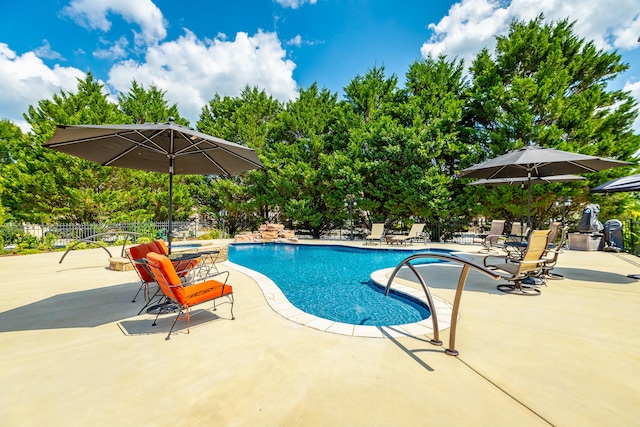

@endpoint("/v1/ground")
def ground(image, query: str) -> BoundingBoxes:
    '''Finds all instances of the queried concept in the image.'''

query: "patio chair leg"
[497,280,541,296]
[137,289,162,315]
[544,271,565,280]
[165,312,182,340]
[152,309,163,326]
[131,283,144,303]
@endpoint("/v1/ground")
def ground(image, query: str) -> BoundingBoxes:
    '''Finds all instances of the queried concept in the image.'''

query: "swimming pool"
[228,243,452,327]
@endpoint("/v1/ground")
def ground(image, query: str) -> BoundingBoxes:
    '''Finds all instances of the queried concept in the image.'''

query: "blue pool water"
[228,244,452,326]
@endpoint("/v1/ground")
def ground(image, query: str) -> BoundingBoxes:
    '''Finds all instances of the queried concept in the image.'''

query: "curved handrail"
[384,252,501,356]
[58,232,141,264]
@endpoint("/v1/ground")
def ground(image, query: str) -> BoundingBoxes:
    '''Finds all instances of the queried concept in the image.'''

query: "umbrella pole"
[527,172,532,229]
[168,156,174,255]
[520,184,525,234]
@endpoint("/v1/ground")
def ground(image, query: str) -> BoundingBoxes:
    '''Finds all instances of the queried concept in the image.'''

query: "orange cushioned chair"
[127,239,199,305]
[145,251,234,340]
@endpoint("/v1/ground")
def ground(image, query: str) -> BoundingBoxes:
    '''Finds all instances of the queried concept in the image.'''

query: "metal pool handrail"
[384,252,501,356]
[59,232,141,263]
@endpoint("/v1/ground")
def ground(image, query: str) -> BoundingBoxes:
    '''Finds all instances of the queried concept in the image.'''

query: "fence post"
[631,218,636,255]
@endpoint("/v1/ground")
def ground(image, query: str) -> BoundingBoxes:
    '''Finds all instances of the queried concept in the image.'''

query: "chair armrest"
[484,233,505,240]
[182,270,229,287]
[483,254,506,267]
[518,259,547,266]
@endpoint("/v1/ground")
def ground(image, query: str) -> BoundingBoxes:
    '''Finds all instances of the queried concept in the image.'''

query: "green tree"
[342,66,403,224]
[403,55,474,221]
[0,119,23,224]
[117,80,195,223]
[118,80,188,125]
[1,72,128,222]
[197,86,283,231]
[466,16,639,226]
[1,73,199,224]
[264,83,354,237]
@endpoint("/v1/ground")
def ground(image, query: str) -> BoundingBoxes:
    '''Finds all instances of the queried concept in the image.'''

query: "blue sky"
[1,0,640,131]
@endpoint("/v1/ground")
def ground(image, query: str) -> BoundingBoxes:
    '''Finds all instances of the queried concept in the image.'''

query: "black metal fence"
[3,218,640,254]
[0,221,210,250]
[624,219,640,255]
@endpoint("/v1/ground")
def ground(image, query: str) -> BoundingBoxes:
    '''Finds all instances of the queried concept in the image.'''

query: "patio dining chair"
[145,252,235,340]
[505,221,528,241]
[546,221,563,248]
[541,226,569,280]
[483,229,551,295]
[478,220,506,253]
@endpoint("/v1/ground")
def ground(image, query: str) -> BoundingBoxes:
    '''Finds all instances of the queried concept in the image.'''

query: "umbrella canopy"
[460,145,629,226]
[460,146,628,180]
[43,119,264,251]
[470,175,584,228]
[591,174,640,193]
[469,175,584,187]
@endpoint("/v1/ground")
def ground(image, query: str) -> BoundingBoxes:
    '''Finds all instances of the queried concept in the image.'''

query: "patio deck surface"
[1,240,639,426]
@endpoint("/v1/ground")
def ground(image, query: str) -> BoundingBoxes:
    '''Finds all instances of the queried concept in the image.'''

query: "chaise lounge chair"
[390,223,427,245]
[365,223,385,245]
[484,229,551,295]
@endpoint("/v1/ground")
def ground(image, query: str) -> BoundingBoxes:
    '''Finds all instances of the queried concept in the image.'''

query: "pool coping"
[222,260,454,339]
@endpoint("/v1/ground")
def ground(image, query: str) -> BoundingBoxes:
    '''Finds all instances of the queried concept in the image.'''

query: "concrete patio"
[1,240,639,426]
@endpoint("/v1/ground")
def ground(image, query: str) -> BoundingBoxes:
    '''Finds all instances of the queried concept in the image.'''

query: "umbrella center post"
[168,155,175,254]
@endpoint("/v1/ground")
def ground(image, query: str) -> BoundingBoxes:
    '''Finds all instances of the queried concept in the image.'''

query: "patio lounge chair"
[505,221,528,241]
[504,221,562,260]
[546,221,563,248]
[365,223,385,245]
[541,226,569,280]
[145,252,235,340]
[390,223,427,245]
[478,220,506,253]
[483,229,551,296]
[127,239,199,306]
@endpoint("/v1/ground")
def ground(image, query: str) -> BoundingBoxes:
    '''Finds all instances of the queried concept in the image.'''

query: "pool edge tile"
[222,259,455,339]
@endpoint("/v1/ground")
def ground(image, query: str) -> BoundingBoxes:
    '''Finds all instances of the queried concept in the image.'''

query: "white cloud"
[33,40,65,61]
[286,34,323,47]
[612,14,640,50]
[421,0,640,66]
[93,36,130,60]
[624,80,640,133]
[62,0,167,45]
[0,43,85,131]
[107,29,298,124]
[274,0,317,9]
[287,35,302,47]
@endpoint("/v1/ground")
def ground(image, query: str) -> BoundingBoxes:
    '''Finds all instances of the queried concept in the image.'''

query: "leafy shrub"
[198,229,222,240]
[16,233,40,250]
[43,232,57,249]
[0,224,22,245]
